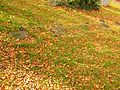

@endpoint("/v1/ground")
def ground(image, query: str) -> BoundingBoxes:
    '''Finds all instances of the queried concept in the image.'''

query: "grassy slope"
[110,0,120,9]
[0,0,120,89]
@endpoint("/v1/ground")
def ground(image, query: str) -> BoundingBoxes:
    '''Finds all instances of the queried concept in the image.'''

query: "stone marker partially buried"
[10,27,27,39]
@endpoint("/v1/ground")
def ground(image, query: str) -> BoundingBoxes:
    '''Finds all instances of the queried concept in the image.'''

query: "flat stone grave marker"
[10,27,27,39]
[99,20,110,28]
[50,24,66,37]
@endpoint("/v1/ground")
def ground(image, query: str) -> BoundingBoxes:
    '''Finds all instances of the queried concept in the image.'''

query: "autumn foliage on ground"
[0,0,120,89]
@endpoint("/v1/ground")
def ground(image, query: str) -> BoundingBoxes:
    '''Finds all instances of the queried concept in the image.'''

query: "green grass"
[0,0,120,89]
[0,26,5,31]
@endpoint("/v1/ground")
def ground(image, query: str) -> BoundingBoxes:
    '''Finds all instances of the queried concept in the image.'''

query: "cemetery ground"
[0,0,120,89]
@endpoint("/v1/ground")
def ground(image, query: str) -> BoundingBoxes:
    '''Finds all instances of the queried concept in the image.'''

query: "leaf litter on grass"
[0,0,120,89]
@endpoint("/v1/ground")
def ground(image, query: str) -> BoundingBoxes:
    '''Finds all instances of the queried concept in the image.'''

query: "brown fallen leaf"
[0,84,5,90]
[10,48,15,58]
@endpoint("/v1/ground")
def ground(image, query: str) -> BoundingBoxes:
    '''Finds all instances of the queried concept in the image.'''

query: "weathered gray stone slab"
[99,20,110,28]
[50,24,66,36]
[10,27,27,39]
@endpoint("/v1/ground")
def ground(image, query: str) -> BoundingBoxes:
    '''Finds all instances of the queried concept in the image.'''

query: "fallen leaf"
[0,85,5,90]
